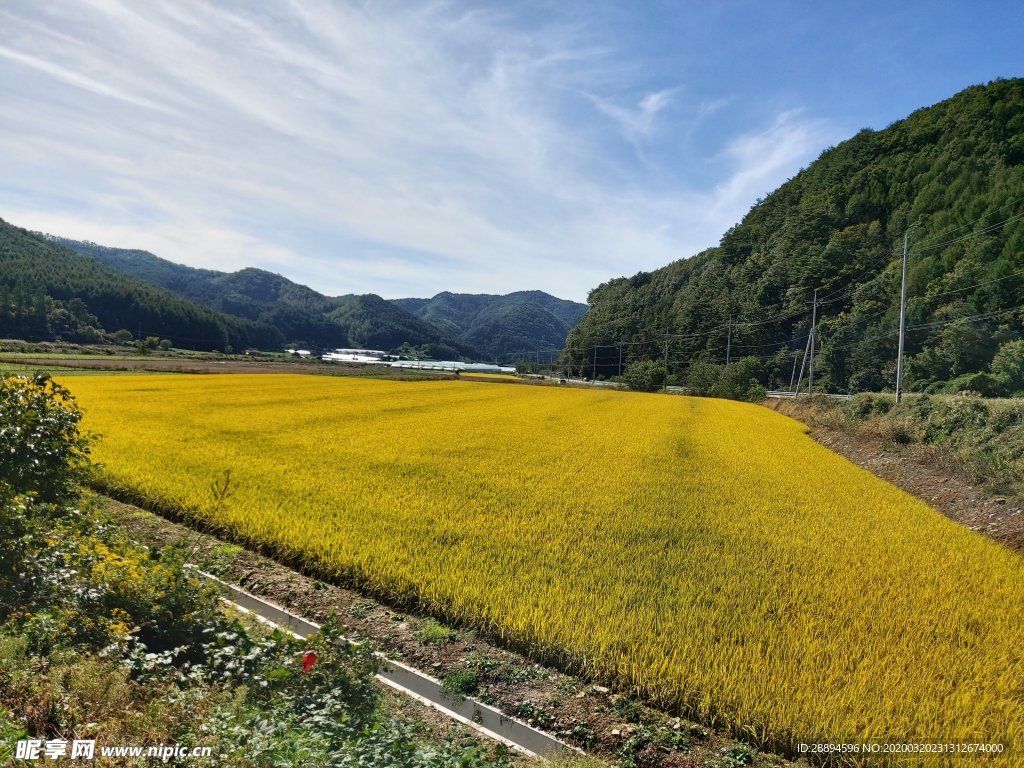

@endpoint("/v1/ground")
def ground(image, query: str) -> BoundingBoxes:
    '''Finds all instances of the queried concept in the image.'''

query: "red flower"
[301,651,318,673]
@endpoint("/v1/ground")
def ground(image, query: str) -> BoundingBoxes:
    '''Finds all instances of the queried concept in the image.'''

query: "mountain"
[0,219,281,351]
[54,239,478,358]
[567,78,1024,395]
[391,291,587,362]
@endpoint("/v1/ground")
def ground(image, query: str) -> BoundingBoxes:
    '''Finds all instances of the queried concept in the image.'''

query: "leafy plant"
[612,696,645,724]
[515,699,555,728]
[0,374,90,503]
[442,669,481,698]
[721,745,754,766]
[416,618,456,644]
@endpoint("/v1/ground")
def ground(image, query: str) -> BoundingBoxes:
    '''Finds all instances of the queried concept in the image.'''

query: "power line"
[828,305,892,325]
[730,333,811,351]
[907,301,1024,331]
[819,305,1024,357]
[665,327,727,339]
[908,192,1024,250]
[578,195,1024,389]
[824,328,902,353]
[924,266,1024,300]
[730,303,811,327]
[815,248,902,304]
[822,302,1024,354]
[812,202,1024,308]
[912,208,1024,253]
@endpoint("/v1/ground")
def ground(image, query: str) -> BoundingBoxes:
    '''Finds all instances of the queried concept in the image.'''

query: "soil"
[97,495,800,768]
[806,428,1024,553]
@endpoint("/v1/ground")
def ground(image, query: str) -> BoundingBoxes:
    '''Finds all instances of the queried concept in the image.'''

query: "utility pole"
[618,342,623,376]
[789,349,799,391]
[808,289,818,396]
[592,345,598,381]
[663,336,669,391]
[895,230,910,403]
[794,330,813,396]
[726,315,732,365]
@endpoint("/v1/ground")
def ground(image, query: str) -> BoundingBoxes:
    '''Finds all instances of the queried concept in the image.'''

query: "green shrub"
[415,618,456,644]
[683,361,720,396]
[849,393,876,418]
[516,699,555,728]
[942,372,1008,398]
[991,404,1024,433]
[442,669,481,698]
[871,395,894,415]
[907,393,935,419]
[935,396,990,436]
[991,339,1024,392]
[722,745,755,766]
[0,374,91,503]
[622,360,665,392]
[612,695,645,723]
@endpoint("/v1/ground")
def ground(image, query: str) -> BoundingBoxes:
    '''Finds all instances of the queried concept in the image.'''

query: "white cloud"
[0,1,840,301]
[706,110,832,226]
[4,208,298,275]
[0,44,174,114]
[590,87,678,143]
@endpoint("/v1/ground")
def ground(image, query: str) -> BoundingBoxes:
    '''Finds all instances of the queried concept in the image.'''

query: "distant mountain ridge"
[54,237,584,361]
[54,238,476,358]
[392,291,587,362]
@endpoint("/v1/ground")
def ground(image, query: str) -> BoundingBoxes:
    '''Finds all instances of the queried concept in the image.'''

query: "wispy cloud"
[0,1,839,301]
[590,87,678,143]
[707,110,832,225]
[0,44,174,114]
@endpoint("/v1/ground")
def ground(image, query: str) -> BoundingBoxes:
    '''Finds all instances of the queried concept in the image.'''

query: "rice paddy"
[62,373,1024,763]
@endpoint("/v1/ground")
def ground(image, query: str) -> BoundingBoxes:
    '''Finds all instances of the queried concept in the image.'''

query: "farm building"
[322,348,392,364]
[389,360,516,374]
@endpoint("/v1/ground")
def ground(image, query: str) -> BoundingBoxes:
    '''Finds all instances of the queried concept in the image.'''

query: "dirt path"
[807,427,1024,553]
[98,495,798,768]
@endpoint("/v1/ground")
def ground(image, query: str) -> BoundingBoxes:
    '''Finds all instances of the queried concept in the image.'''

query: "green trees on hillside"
[394,291,587,362]
[567,78,1024,396]
[55,237,490,356]
[0,221,283,351]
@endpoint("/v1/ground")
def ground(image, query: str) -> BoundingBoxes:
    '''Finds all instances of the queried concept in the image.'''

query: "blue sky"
[1,1,1021,302]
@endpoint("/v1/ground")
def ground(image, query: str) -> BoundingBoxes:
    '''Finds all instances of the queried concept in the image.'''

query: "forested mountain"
[0,220,282,351]
[568,78,1024,395]
[55,239,477,358]
[392,291,587,362]
[61,236,584,360]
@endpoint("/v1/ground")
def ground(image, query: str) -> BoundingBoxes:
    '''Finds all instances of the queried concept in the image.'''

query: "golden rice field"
[65,373,1024,763]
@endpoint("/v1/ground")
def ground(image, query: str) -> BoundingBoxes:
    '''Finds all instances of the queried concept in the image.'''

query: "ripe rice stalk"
[64,373,1024,765]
